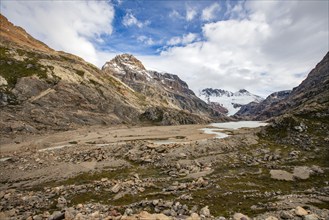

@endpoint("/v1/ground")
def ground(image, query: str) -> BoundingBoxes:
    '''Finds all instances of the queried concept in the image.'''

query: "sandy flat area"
[0,124,215,153]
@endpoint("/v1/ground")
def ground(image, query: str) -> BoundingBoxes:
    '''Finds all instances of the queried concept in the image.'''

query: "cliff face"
[0,14,149,134]
[256,52,329,120]
[0,14,221,135]
[234,90,291,119]
[234,52,329,120]
[102,54,226,121]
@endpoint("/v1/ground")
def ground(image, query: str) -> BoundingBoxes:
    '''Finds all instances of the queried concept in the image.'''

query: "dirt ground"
[0,124,215,153]
[1,124,328,219]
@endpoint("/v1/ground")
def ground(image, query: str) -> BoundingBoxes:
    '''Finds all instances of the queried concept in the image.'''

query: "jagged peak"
[108,53,146,70]
[237,89,249,94]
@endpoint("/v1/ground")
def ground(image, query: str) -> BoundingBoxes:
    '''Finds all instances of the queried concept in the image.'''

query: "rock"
[0,213,6,220]
[295,206,308,216]
[127,211,171,220]
[124,208,133,216]
[74,213,85,220]
[5,208,16,217]
[91,211,100,218]
[289,151,300,158]
[265,217,279,220]
[162,201,173,208]
[280,211,294,219]
[109,209,121,217]
[303,214,319,220]
[162,209,172,216]
[186,213,200,220]
[270,170,294,181]
[49,211,65,220]
[152,200,159,206]
[65,207,75,220]
[293,167,312,180]
[200,206,210,217]
[57,196,67,208]
[311,165,324,174]
[111,183,121,193]
[167,185,179,191]
[33,215,43,220]
[101,178,108,182]
[233,213,250,220]
[76,204,83,209]
[0,191,5,199]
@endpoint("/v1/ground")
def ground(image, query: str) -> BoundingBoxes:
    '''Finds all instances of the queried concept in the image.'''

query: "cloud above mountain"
[140,1,329,96]
[1,1,115,65]
[1,0,328,96]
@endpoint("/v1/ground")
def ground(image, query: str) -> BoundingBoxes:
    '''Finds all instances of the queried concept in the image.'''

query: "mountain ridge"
[234,90,291,119]
[255,52,329,120]
[102,54,226,119]
[0,14,225,135]
[199,88,264,116]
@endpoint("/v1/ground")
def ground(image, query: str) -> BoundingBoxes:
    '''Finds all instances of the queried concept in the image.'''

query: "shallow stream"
[201,121,268,139]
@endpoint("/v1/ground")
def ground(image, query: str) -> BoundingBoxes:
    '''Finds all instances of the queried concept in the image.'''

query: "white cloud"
[1,1,114,65]
[1,1,328,98]
[201,2,221,21]
[186,6,197,21]
[137,36,155,46]
[122,12,148,28]
[141,1,329,97]
[169,10,183,19]
[167,33,198,46]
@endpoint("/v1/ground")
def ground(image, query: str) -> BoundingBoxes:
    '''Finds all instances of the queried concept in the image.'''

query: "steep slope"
[0,15,52,53]
[199,88,264,116]
[234,90,291,119]
[0,14,218,135]
[257,52,329,182]
[102,54,225,123]
[0,14,149,135]
[255,52,329,120]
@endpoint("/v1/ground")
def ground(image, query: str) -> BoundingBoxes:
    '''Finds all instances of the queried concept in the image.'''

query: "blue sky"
[1,0,328,96]
[103,0,234,55]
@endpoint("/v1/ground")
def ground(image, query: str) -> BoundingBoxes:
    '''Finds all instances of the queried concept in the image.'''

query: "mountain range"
[0,14,228,135]
[1,13,329,220]
[199,88,264,116]
[0,13,328,135]
[234,90,291,119]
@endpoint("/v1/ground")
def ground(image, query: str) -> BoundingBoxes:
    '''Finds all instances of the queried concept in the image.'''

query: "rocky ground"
[0,119,329,220]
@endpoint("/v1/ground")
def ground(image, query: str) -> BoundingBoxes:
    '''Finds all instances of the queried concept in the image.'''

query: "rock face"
[0,15,147,135]
[255,52,329,120]
[234,90,291,119]
[0,14,224,135]
[199,88,264,116]
[102,54,226,123]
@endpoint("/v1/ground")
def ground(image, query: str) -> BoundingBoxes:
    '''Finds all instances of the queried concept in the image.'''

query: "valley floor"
[0,124,328,220]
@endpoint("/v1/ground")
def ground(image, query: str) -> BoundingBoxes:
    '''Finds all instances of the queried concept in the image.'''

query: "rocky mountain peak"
[0,14,52,52]
[113,53,146,70]
[199,88,264,116]
[237,89,249,94]
[200,88,233,97]
[102,53,152,82]
[234,90,292,119]
[102,53,224,119]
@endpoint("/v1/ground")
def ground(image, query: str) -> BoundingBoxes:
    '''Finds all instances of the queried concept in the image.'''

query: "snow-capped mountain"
[199,88,264,116]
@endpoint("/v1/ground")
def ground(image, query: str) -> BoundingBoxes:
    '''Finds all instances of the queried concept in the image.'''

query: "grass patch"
[75,69,85,77]
[0,46,48,88]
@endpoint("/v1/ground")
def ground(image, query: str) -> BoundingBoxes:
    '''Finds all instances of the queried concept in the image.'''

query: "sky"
[1,0,328,97]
